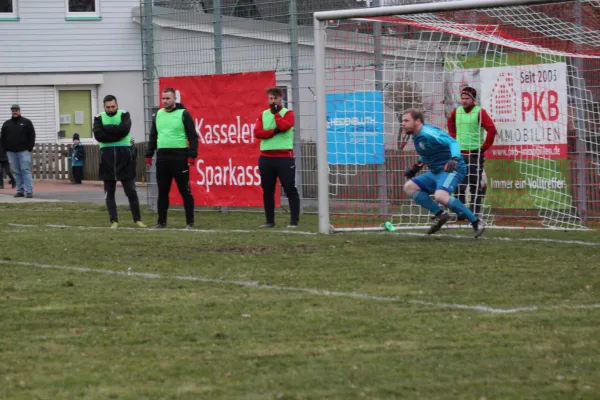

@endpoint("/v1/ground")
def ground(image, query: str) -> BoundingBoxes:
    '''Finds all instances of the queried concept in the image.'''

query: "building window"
[0,0,18,19]
[65,0,100,19]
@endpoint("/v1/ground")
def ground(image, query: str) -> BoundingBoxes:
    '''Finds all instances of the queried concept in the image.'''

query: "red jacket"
[448,107,497,154]
[253,109,295,158]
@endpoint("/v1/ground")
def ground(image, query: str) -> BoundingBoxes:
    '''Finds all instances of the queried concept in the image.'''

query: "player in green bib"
[447,86,498,219]
[93,95,146,229]
[145,88,198,229]
[253,87,300,228]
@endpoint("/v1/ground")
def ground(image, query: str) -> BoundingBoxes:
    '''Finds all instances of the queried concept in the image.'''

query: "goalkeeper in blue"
[401,109,486,238]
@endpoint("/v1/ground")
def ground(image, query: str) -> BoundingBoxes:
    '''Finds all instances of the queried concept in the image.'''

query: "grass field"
[1,202,599,399]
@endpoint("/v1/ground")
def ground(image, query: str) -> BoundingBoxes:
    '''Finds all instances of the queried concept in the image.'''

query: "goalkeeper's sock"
[411,191,442,215]
[447,197,478,223]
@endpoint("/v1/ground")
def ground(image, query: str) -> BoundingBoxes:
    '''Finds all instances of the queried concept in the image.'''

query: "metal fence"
[139,0,407,212]
[138,0,600,226]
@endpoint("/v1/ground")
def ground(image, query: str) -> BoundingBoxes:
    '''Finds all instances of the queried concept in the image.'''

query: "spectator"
[0,104,35,198]
[69,133,85,184]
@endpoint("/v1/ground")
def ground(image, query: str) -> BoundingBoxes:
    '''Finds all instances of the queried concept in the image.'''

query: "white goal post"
[313,0,600,234]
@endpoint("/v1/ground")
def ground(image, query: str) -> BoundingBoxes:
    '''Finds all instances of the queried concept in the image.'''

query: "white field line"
[5,223,599,246]
[0,207,594,233]
[1,259,599,314]
[6,223,316,236]
[385,231,600,247]
[0,208,101,213]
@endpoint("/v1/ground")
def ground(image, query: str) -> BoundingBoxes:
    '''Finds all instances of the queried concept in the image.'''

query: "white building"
[0,0,144,144]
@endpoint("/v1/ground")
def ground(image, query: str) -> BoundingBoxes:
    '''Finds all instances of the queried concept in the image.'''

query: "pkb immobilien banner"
[448,58,571,210]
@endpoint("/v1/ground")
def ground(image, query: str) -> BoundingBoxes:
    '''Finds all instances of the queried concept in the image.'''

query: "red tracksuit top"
[253,109,295,158]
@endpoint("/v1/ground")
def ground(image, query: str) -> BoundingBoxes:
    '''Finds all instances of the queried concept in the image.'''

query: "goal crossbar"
[313,0,566,21]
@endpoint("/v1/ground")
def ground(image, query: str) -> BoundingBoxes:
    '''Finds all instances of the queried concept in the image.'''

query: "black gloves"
[270,104,280,114]
[404,162,424,179]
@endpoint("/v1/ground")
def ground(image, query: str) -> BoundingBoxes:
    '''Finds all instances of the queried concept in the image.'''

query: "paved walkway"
[0,180,150,204]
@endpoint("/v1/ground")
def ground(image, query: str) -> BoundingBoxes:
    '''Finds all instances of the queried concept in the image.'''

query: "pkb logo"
[489,72,517,123]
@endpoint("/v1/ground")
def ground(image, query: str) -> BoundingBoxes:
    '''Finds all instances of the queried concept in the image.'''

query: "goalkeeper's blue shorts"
[412,165,466,194]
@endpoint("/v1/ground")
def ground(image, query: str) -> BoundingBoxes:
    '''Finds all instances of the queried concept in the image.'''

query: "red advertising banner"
[158,71,279,207]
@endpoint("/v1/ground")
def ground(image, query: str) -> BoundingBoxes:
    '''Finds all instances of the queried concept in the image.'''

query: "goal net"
[314,0,600,233]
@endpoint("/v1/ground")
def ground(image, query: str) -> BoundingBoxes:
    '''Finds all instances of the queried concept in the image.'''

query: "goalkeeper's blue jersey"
[412,124,463,173]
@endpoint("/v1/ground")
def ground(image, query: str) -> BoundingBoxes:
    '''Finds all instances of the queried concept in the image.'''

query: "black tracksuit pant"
[156,153,194,226]
[457,152,486,216]
[104,179,141,223]
[258,156,300,225]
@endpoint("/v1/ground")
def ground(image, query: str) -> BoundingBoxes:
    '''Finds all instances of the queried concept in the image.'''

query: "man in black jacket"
[145,88,198,229]
[93,95,146,229]
[0,105,36,198]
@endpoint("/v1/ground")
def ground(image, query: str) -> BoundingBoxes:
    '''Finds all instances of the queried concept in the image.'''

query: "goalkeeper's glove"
[404,161,424,179]
[270,103,280,114]
[444,156,460,172]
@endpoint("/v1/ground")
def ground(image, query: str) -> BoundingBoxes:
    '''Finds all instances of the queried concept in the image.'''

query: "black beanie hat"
[461,86,477,100]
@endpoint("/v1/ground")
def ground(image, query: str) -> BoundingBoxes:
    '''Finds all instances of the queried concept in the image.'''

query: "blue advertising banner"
[326,91,385,165]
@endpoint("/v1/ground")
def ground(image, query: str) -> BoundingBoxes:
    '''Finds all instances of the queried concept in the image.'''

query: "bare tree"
[384,76,433,150]
[384,76,432,122]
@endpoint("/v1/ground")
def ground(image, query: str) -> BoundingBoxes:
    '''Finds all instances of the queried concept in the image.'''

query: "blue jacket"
[412,124,464,173]
[70,143,85,167]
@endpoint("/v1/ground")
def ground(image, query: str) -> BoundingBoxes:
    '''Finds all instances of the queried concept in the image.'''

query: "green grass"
[0,202,599,399]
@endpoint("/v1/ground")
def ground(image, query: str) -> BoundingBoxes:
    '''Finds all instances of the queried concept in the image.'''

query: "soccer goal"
[313,0,600,234]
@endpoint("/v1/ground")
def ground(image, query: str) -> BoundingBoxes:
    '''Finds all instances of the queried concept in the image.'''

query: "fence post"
[372,0,389,218]
[54,144,59,180]
[41,144,47,180]
[141,0,158,211]
[63,144,68,181]
[214,0,228,214]
[290,0,304,213]
[213,0,223,75]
